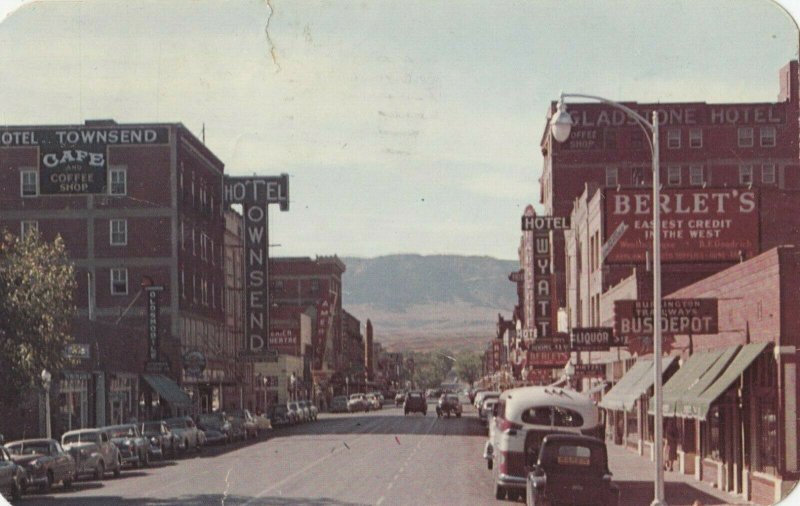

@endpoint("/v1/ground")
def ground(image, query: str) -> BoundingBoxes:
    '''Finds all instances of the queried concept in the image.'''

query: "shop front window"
[704,406,724,460]
[109,375,138,425]
[58,376,89,432]
[755,397,778,474]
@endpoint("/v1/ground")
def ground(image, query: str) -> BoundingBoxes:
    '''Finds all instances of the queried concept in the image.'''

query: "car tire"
[487,458,493,470]
[41,470,53,492]
[11,480,22,501]
[142,449,150,467]
[63,471,75,489]
[95,460,105,481]
[494,483,506,500]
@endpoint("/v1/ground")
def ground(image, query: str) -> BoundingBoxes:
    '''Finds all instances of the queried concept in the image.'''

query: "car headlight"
[30,459,43,469]
[150,437,159,445]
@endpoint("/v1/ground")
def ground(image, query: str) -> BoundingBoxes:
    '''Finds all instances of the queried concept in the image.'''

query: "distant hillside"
[341,255,518,352]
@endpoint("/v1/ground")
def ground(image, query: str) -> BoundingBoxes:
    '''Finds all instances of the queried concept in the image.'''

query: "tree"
[0,231,76,408]
[454,351,482,387]
[410,351,452,389]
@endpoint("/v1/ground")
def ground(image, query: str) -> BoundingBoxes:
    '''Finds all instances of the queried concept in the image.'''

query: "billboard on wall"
[615,299,718,338]
[603,188,759,263]
[0,127,169,194]
[268,327,300,356]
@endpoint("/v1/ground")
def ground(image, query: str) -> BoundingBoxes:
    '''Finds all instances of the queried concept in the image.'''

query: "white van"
[488,386,600,501]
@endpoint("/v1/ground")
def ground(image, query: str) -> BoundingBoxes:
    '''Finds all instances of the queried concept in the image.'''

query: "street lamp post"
[41,369,52,439]
[550,93,665,506]
[262,375,268,414]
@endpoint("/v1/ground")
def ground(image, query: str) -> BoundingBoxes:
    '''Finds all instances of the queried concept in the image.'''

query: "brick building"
[0,120,230,437]
[342,310,366,392]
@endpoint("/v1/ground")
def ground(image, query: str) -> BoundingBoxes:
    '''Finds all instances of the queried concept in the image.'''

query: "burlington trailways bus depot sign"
[223,175,289,357]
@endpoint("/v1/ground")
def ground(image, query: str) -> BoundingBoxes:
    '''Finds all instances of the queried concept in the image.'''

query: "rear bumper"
[497,473,527,489]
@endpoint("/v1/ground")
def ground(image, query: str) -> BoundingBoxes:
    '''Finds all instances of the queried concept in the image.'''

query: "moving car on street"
[435,393,462,418]
[61,428,122,480]
[140,421,177,459]
[525,434,619,506]
[394,391,406,407]
[0,446,24,501]
[4,439,76,492]
[104,424,150,468]
[489,386,600,501]
[366,393,382,411]
[347,393,370,413]
[403,391,427,416]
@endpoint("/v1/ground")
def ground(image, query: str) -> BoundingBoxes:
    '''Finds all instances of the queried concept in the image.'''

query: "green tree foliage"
[0,231,76,406]
[454,351,482,387]
[410,351,453,389]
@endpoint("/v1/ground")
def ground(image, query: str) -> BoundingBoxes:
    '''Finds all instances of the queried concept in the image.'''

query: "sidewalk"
[607,443,752,506]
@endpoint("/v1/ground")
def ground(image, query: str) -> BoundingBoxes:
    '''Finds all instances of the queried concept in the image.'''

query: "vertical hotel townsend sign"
[0,127,169,194]
[224,175,290,355]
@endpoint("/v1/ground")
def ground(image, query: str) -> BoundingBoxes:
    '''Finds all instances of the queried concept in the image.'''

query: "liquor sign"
[614,299,718,338]
[0,127,169,194]
[604,188,759,263]
[571,327,614,351]
[269,327,300,356]
[314,299,331,370]
[223,174,289,356]
[574,363,605,378]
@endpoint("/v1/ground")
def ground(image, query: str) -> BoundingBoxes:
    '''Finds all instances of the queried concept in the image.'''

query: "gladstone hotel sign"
[0,127,169,194]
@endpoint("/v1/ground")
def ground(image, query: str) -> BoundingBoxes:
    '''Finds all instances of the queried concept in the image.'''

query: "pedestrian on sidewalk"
[664,418,679,472]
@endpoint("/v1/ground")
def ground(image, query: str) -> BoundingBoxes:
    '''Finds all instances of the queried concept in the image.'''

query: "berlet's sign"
[604,188,759,263]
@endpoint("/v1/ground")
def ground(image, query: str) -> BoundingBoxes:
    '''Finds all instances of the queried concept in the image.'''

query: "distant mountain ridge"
[341,254,518,352]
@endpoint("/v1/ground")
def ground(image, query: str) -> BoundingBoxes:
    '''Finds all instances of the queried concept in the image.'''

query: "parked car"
[480,398,499,426]
[330,396,349,413]
[164,417,202,454]
[4,439,76,492]
[0,446,24,501]
[299,400,318,421]
[474,390,500,410]
[394,391,406,407]
[526,435,619,506]
[228,409,259,439]
[195,413,234,445]
[286,402,304,423]
[489,386,600,501]
[61,428,122,480]
[436,393,462,418]
[268,404,293,427]
[347,394,370,413]
[294,402,311,424]
[403,391,427,416]
[104,424,150,468]
[253,413,272,433]
[369,392,385,405]
[366,394,382,411]
[478,392,500,419]
[140,421,177,459]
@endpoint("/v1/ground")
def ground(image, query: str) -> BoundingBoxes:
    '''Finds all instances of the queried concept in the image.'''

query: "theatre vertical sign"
[224,175,290,356]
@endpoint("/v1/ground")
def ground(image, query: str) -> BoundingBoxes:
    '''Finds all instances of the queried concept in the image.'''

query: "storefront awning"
[618,355,677,411]
[674,346,740,418]
[142,374,191,408]
[686,342,770,420]
[598,359,652,411]
[655,349,726,417]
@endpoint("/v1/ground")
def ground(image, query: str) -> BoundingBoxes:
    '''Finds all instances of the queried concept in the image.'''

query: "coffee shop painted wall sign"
[0,127,169,194]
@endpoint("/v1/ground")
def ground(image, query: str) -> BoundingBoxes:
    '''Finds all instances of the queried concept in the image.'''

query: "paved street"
[7,400,752,506]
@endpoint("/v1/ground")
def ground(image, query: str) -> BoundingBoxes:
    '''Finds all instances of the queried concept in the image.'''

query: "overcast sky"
[0,0,798,260]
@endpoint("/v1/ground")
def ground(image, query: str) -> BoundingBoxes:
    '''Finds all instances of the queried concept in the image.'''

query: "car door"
[0,447,13,488]
[99,431,114,465]
[186,419,197,446]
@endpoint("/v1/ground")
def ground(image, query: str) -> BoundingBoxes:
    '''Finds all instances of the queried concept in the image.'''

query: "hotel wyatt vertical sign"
[224,175,289,356]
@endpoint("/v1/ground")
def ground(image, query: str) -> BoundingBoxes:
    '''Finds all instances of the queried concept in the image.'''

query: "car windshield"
[62,432,98,445]
[408,393,422,398]
[7,442,51,455]
[273,406,287,415]
[106,426,136,438]
[165,419,185,429]
[141,422,162,433]
[198,414,225,426]
[349,394,362,399]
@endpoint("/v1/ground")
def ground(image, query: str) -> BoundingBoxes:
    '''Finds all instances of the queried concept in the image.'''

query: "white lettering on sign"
[42,150,105,168]
[612,191,756,215]
[568,105,782,127]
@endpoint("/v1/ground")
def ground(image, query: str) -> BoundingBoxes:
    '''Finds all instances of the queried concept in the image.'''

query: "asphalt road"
[11,401,498,506]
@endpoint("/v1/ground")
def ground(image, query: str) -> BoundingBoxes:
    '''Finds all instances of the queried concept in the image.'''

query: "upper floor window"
[689,128,703,148]
[738,127,754,148]
[200,234,208,261]
[311,279,320,293]
[631,167,646,187]
[739,165,754,185]
[667,166,681,186]
[667,129,681,149]
[603,129,617,150]
[760,127,776,147]
[762,164,776,185]
[20,220,38,238]
[689,165,705,186]
[110,219,127,246]
[605,167,618,187]
[20,169,38,197]
[109,168,127,195]
[110,268,128,295]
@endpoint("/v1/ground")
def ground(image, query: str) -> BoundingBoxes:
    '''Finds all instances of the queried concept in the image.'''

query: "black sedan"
[4,439,76,492]
[526,434,619,506]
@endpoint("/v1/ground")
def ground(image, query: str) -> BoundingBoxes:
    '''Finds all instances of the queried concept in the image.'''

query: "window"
[311,279,320,293]
[192,274,197,302]
[605,168,618,187]
[109,168,127,195]
[181,221,186,250]
[762,164,776,184]
[689,165,705,186]
[521,407,552,426]
[192,228,196,256]
[552,406,584,427]
[200,234,207,261]
[667,166,681,186]
[631,167,646,186]
[739,165,754,185]
[20,169,38,196]
[760,127,776,147]
[667,129,680,149]
[202,279,208,306]
[110,219,127,246]
[211,282,216,308]
[110,268,128,295]
[738,127,754,147]
[20,220,38,238]
[181,269,186,299]
[689,128,703,148]
[210,239,215,265]
[603,129,617,150]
